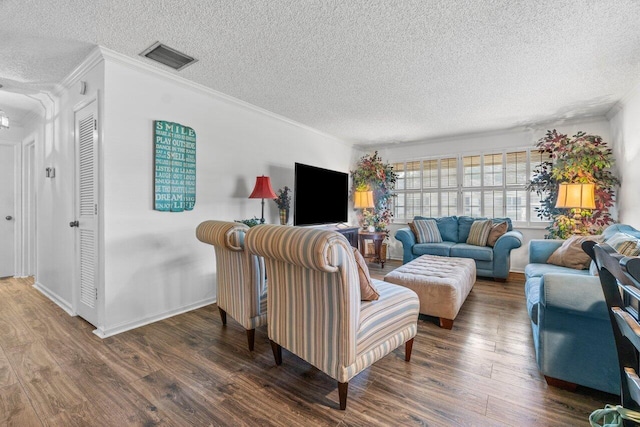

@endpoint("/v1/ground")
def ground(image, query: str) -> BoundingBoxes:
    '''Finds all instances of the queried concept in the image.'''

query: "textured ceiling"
[1,0,640,144]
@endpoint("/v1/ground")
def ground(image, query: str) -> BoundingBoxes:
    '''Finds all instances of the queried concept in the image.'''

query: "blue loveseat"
[395,216,523,280]
[524,223,640,395]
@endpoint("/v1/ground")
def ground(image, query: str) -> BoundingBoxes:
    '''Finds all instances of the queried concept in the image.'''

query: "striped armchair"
[245,225,419,410]
[196,220,267,351]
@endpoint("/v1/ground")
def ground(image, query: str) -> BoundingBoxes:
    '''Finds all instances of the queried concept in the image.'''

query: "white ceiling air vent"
[140,42,198,71]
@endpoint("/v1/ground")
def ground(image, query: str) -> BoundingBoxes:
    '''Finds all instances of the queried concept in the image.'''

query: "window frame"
[391,147,548,227]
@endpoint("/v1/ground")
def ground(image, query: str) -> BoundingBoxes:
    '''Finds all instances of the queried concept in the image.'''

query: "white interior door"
[74,101,99,326]
[0,144,16,278]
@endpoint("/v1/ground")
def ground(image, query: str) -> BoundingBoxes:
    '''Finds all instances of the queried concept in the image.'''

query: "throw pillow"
[617,240,640,257]
[547,235,605,270]
[487,221,508,247]
[353,248,379,301]
[413,219,443,243]
[605,232,636,248]
[408,222,419,240]
[604,232,640,256]
[466,219,492,246]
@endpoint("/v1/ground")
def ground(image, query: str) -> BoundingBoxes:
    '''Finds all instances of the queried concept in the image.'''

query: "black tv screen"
[294,163,348,226]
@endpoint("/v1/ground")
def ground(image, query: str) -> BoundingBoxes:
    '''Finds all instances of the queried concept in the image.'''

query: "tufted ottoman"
[383,254,476,329]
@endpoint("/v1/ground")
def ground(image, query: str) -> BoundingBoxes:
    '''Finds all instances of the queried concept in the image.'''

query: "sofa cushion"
[412,219,443,243]
[525,262,592,280]
[487,221,508,247]
[450,243,493,261]
[467,219,492,246]
[414,216,458,242]
[412,242,455,257]
[547,235,604,270]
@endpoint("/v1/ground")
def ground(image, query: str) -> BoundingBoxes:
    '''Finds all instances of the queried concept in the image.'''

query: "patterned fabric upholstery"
[245,224,419,384]
[196,220,267,331]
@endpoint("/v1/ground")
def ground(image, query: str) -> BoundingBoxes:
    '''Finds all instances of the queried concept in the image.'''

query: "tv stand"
[326,225,359,248]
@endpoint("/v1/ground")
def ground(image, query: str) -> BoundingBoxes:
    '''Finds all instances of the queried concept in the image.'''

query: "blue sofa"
[395,216,522,281]
[395,216,523,280]
[524,223,640,395]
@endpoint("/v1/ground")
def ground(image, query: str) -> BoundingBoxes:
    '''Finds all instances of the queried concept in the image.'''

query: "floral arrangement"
[351,151,398,232]
[274,186,291,211]
[526,130,619,238]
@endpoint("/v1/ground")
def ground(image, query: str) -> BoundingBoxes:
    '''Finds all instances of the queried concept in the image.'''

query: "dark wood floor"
[0,262,616,426]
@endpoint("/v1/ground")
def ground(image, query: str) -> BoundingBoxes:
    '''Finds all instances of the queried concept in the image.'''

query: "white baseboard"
[33,281,75,316]
[92,297,217,339]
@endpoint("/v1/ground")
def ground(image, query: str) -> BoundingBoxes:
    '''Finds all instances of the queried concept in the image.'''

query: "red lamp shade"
[249,176,277,199]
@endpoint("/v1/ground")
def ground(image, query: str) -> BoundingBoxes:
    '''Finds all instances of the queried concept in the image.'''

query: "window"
[392,148,544,224]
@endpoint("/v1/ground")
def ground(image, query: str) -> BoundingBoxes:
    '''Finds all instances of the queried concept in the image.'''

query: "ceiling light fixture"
[0,110,9,129]
[140,41,198,71]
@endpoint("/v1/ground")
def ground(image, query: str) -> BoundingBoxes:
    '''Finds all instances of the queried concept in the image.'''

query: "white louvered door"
[74,101,99,327]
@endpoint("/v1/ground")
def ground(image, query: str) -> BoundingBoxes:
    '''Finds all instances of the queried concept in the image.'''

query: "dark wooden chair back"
[592,242,640,426]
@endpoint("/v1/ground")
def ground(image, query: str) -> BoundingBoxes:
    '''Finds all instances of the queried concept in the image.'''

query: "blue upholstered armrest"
[539,273,608,321]
[491,230,523,279]
[528,239,564,264]
[493,230,523,252]
[395,227,417,264]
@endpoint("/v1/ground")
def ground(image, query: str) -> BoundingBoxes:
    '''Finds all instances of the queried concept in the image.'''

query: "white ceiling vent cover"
[140,42,198,71]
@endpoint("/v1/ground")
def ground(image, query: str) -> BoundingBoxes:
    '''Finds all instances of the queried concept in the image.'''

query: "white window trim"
[391,147,547,226]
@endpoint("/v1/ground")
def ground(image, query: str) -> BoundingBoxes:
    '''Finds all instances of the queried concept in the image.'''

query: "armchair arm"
[528,239,564,264]
[394,228,417,264]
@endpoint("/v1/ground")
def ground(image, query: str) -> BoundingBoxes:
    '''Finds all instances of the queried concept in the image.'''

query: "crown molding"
[95,46,351,148]
[55,46,105,95]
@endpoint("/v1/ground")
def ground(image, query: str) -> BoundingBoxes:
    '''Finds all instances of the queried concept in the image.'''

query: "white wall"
[99,53,354,335]
[609,82,640,229]
[361,117,614,272]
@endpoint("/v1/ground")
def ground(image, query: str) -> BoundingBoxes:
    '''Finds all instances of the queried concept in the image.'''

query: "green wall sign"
[154,120,196,212]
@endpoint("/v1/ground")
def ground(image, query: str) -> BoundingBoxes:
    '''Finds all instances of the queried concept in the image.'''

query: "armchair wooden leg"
[218,307,227,325]
[338,382,349,410]
[405,338,414,362]
[270,340,282,365]
[246,329,255,351]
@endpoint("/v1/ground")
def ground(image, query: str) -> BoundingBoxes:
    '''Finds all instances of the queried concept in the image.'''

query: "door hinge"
[94,119,97,130]
[95,288,98,300]
[95,204,98,215]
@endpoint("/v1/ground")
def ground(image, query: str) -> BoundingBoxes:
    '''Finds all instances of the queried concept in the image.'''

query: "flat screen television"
[294,162,349,226]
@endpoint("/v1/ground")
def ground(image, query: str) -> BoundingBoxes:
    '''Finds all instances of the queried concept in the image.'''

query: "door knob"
[5,216,12,220]
[69,220,79,227]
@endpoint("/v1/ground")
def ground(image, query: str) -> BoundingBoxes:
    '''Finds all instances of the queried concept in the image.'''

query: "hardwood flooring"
[0,263,616,426]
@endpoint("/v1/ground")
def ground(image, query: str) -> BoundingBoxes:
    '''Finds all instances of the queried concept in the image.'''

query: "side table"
[358,231,387,267]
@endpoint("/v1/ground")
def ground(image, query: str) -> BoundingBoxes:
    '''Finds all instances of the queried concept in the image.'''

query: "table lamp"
[249,176,277,224]
[555,183,596,210]
[354,190,375,231]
